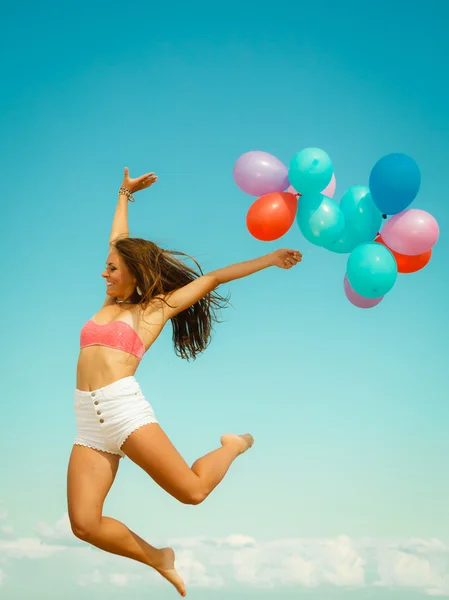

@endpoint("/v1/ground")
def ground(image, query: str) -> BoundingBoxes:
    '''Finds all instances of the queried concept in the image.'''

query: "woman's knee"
[178,486,208,505]
[69,515,100,541]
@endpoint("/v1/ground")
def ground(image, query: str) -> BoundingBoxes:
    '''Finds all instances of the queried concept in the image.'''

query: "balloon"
[288,172,336,198]
[324,186,382,254]
[381,209,439,255]
[344,274,384,309]
[347,242,398,298]
[340,186,383,240]
[289,148,333,195]
[323,229,361,254]
[369,153,421,215]
[233,151,289,197]
[374,235,432,274]
[246,192,298,241]
[321,173,336,198]
[296,193,345,246]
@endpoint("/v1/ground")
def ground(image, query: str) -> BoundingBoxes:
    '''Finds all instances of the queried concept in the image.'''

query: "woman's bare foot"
[220,433,254,455]
[153,547,186,597]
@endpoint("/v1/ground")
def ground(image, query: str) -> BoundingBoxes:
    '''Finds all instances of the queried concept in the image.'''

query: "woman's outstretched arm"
[160,249,302,318]
[109,168,158,245]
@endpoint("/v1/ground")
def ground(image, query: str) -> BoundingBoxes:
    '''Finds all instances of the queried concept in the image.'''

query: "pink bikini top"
[80,319,145,360]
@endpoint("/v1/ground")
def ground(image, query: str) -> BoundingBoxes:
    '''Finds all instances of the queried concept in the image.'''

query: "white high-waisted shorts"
[73,376,158,458]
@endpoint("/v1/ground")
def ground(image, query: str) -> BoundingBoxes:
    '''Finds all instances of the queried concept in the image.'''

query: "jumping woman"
[67,168,302,596]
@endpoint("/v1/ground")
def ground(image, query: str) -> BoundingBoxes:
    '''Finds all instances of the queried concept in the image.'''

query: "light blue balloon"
[296,193,345,247]
[289,148,333,195]
[340,185,383,241]
[323,186,383,254]
[347,242,398,298]
[322,228,361,254]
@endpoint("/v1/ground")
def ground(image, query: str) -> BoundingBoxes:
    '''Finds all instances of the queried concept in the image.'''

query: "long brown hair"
[114,237,229,360]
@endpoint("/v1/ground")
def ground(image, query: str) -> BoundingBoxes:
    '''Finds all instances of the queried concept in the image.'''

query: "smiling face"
[102,249,137,300]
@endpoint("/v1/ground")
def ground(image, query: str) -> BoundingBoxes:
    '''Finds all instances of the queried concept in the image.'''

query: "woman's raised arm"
[109,168,158,245]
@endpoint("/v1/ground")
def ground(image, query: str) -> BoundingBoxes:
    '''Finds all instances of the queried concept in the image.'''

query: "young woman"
[67,168,302,596]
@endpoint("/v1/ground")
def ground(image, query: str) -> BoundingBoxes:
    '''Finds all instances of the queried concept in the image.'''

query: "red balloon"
[246,192,298,241]
[374,235,432,274]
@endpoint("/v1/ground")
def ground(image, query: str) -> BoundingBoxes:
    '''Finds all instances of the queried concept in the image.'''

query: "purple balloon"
[381,209,440,256]
[233,151,289,196]
[344,274,384,309]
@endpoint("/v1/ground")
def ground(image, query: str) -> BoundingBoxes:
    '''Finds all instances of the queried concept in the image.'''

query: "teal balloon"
[323,185,383,254]
[296,193,345,246]
[340,185,382,240]
[289,148,333,195]
[323,229,361,254]
[347,242,398,298]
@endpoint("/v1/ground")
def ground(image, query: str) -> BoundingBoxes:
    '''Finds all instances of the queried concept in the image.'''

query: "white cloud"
[175,549,224,588]
[77,567,142,588]
[167,533,449,595]
[375,545,449,594]
[219,534,366,589]
[217,534,257,548]
[77,568,103,587]
[35,512,73,541]
[109,573,131,587]
[1,512,449,596]
[0,537,67,560]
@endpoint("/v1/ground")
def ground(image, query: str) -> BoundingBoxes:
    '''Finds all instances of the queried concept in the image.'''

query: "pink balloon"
[344,274,384,309]
[321,173,336,198]
[381,209,440,256]
[288,173,336,198]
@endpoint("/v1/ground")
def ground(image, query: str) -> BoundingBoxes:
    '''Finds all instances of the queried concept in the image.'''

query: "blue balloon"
[347,242,398,298]
[369,153,421,215]
[324,186,383,254]
[289,148,333,195]
[296,193,345,246]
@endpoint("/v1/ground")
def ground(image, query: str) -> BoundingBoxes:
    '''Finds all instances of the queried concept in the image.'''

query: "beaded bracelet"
[118,187,135,202]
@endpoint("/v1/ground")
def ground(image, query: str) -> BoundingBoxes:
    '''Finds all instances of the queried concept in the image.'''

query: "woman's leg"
[121,425,254,505]
[67,445,186,596]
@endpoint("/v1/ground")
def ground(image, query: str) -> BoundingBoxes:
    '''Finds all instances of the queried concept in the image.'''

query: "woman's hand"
[121,167,158,194]
[270,248,302,269]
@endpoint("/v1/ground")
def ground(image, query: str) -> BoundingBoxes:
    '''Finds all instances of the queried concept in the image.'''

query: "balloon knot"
[382,214,387,219]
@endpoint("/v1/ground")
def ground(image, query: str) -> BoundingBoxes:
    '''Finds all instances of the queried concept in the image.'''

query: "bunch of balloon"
[233,148,338,242]
[287,149,385,257]
[344,154,440,309]
[232,148,440,310]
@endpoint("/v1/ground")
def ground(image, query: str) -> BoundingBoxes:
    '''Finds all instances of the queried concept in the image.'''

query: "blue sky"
[1,0,449,598]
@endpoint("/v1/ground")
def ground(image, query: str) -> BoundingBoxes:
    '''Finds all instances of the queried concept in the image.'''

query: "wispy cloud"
[0,501,12,536]
[1,511,448,596]
[35,514,73,541]
[0,537,67,560]
[77,568,139,587]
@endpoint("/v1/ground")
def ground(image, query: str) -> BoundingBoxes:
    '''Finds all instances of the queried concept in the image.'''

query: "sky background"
[1,0,449,598]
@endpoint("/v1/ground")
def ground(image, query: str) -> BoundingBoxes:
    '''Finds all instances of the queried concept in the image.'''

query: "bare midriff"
[76,346,140,391]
